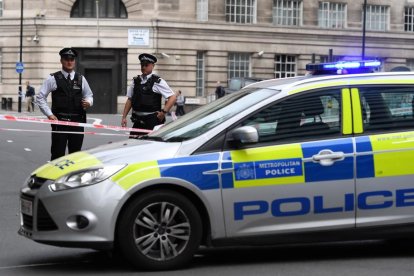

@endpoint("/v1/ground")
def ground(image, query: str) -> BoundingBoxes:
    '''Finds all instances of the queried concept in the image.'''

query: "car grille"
[20,193,34,230]
[20,194,58,231]
[37,200,58,231]
[22,214,33,230]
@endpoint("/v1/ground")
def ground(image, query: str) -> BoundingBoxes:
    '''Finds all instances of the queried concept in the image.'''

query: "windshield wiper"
[138,135,164,141]
[165,137,188,142]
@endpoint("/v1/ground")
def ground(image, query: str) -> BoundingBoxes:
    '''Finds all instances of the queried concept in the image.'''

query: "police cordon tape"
[0,128,132,136]
[0,114,153,135]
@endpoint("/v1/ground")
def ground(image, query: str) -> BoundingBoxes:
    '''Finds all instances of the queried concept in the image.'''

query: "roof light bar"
[364,61,381,67]
[306,60,381,73]
[324,61,361,69]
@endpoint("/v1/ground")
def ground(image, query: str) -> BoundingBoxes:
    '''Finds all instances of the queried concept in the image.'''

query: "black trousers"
[50,114,85,160]
[130,113,165,137]
[176,105,185,116]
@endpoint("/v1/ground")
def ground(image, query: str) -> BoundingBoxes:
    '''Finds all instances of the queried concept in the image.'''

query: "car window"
[359,86,414,131]
[149,88,281,142]
[238,89,342,144]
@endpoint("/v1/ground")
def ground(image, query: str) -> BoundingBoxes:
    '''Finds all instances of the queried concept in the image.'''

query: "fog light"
[67,212,96,231]
[76,215,89,229]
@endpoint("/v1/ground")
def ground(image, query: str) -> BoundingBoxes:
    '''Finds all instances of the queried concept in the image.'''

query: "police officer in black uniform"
[36,48,94,160]
[121,53,176,136]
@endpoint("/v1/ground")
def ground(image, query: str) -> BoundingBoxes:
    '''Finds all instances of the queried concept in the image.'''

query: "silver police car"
[19,61,414,270]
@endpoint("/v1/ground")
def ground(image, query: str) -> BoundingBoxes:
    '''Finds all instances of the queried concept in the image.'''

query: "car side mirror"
[231,126,259,144]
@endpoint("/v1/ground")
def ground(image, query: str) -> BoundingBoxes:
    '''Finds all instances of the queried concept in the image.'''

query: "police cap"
[59,47,78,58]
[139,53,157,64]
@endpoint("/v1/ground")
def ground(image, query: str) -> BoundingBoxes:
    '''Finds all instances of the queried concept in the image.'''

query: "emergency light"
[306,60,381,75]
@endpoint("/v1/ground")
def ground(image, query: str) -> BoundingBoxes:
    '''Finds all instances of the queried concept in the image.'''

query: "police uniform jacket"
[36,70,93,117]
[126,73,174,115]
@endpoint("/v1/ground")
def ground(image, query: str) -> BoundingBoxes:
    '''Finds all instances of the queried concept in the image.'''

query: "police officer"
[36,47,93,160]
[121,53,176,136]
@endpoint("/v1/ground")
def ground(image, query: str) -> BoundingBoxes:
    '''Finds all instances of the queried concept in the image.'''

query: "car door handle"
[312,150,344,166]
[203,168,234,175]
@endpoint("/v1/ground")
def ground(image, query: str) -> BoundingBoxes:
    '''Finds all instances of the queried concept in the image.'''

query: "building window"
[274,55,296,78]
[197,0,208,21]
[196,52,205,97]
[405,7,414,32]
[0,0,3,17]
[273,0,302,26]
[365,5,389,31]
[71,0,127,18]
[318,2,347,29]
[225,0,256,24]
[228,53,250,79]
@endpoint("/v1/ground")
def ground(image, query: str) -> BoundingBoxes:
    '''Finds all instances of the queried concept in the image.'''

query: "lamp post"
[18,0,23,112]
[362,0,367,59]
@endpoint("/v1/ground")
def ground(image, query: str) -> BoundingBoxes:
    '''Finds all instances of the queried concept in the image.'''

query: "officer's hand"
[82,99,91,110]
[157,111,165,121]
[121,117,127,127]
[48,115,58,120]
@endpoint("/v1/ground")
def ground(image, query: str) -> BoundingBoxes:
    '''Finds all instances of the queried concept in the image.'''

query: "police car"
[19,60,414,270]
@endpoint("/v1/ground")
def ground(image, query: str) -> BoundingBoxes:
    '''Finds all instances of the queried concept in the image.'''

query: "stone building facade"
[0,0,414,113]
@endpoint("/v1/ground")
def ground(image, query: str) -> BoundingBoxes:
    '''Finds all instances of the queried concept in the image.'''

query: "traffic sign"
[16,62,24,74]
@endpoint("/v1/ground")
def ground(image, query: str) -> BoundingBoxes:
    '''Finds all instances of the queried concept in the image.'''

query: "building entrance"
[76,48,127,114]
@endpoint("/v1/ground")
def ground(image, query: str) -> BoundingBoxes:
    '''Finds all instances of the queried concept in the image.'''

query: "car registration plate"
[21,198,33,216]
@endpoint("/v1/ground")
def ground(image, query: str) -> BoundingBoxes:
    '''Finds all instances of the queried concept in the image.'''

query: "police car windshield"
[148,88,279,141]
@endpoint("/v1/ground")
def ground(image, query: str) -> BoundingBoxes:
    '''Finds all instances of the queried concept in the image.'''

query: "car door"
[353,85,414,227]
[221,88,356,238]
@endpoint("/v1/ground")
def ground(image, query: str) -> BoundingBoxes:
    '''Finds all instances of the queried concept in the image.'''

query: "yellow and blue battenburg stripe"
[370,132,414,177]
[111,160,160,190]
[221,152,234,189]
[356,132,414,178]
[158,153,220,190]
[226,138,354,189]
[302,138,354,181]
[113,153,221,190]
[114,132,414,191]
[229,143,304,188]
[355,136,375,178]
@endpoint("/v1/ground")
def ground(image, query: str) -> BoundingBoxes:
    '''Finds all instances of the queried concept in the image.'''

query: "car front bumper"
[18,177,127,250]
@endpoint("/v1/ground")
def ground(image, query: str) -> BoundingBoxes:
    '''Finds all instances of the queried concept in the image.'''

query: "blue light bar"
[323,61,361,69]
[364,60,381,67]
[306,60,382,74]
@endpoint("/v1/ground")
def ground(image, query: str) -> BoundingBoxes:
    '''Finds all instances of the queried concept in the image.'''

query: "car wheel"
[117,189,202,270]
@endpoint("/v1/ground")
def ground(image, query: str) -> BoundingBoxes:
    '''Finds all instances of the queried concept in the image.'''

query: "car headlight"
[49,165,126,192]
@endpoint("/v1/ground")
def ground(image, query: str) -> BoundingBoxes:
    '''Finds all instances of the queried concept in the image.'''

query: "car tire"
[117,189,202,270]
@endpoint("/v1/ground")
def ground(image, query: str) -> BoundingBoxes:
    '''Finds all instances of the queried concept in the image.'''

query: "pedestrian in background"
[36,47,94,161]
[25,81,35,112]
[215,81,225,99]
[176,90,186,116]
[121,53,176,137]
